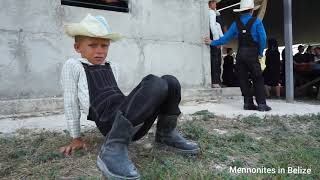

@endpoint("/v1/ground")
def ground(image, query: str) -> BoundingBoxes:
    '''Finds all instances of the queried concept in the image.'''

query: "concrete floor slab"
[1,99,319,135]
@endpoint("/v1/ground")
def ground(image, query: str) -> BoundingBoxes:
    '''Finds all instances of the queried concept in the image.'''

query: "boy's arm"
[60,60,87,155]
[61,60,81,139]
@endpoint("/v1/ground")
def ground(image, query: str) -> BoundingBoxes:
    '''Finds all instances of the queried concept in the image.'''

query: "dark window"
[61,0,129,13]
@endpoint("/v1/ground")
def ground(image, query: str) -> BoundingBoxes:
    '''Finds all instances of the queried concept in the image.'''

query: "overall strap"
[236,16,259,48]
[235,17,257,34]
[245,17,257,34]
[235,16,245,32]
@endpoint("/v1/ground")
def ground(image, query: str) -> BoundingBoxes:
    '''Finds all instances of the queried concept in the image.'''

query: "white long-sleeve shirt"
[60,57,119,138]
[209,9,224,40]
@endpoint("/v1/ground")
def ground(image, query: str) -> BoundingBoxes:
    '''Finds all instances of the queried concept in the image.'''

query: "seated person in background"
[293,45,305,64]
[315,47,320,63]
[222,48,237,87]
[304,45,315,63]
[263,38,281,98]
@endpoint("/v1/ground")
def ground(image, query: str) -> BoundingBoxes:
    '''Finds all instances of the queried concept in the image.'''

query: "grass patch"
[0,115,319,179]
[240,115,264,127]
[192,110,215,121]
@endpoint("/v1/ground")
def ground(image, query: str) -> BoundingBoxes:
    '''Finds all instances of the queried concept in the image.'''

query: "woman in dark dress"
[222,48,237,87]
[263,38,281,98]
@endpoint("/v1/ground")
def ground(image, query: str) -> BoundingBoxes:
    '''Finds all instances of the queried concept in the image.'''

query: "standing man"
[205,0,271,111]
[208,0,224,88]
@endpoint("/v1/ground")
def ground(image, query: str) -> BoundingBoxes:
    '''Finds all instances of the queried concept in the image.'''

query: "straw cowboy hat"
[64,14,122,41]
[233,0,261,12]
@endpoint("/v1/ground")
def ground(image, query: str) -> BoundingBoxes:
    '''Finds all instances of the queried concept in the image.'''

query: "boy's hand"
[204,37,212,45]
[59,137,87,156]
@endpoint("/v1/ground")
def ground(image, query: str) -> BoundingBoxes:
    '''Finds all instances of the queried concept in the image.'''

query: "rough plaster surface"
[0,0,210,100]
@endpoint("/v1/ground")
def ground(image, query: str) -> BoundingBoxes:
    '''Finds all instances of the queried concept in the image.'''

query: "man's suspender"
[236,17,257,34]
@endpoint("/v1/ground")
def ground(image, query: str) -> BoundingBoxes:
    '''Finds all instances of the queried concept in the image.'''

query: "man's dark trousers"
[210,46,222,84]
[236,47,266,105]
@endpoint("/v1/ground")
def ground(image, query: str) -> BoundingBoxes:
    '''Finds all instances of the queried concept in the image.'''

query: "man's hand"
[204,37,212,45]
[59,137,87,156]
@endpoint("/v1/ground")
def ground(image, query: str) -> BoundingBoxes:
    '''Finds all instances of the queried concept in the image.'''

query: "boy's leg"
[97,74,169,179]
[97,74,199,178]
[97,111,140,179]
[118,74,171,127]
[111,74,198,151]
[125,74,182,141]
[96,74,174,137]
[153,75,199,154]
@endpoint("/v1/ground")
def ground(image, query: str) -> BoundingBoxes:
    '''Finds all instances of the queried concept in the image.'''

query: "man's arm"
[256,20,267,56]
[206,22,237,46]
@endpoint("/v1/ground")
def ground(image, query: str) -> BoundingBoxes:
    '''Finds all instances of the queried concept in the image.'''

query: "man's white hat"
[64,14,122,41]
[233,0,260,12]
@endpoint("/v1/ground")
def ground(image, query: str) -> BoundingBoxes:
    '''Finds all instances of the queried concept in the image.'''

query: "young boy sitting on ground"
[59,14,199,180]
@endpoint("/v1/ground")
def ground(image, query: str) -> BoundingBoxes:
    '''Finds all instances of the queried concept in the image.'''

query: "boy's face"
[209,1,217,10]
[74,36,110,65]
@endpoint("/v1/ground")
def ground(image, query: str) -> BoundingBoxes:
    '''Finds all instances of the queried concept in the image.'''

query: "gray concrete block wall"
[0,0,211,100]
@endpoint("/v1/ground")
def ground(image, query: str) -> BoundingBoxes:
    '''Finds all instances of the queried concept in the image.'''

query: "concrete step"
[0,88,242,118]
[0,98,63,118]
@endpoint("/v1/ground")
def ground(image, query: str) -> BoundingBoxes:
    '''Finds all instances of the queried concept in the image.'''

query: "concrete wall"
[0,0,211,100]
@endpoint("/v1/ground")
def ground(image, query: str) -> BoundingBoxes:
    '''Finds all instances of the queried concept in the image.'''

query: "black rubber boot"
[243,97,258,110]
[243,104,258,110]
[97,111,140,180]
[155,115,200,155]
[257,104,272,111]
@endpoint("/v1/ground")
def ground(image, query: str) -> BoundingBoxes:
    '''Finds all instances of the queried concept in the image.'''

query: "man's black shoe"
[257,104,272,111]
[243,104,258,110]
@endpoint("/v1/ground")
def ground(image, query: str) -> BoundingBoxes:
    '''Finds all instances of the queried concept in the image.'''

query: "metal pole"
[283,0,294,102]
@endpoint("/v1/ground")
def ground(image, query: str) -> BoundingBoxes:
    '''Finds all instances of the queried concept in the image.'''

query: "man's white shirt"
[60,57,119,138]
[209,9,224,40]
